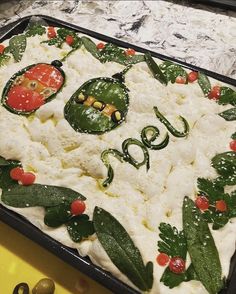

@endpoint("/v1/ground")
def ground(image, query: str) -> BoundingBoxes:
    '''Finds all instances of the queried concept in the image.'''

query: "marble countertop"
[0,0,235,79]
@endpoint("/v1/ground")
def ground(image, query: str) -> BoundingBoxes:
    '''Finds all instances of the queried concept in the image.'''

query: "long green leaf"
[93,207,153,291]
[1,184,86,207]
[219,107,236,121]
[9,35,27,62]
[145,53,168,85]
[198,72,211,96]
[183,197,223,294]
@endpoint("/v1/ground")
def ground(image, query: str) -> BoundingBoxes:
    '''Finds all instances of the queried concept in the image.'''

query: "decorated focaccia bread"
[0,24,236,294]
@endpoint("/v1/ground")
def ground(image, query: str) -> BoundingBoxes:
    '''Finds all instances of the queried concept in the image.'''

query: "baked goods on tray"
[0,23,236,294]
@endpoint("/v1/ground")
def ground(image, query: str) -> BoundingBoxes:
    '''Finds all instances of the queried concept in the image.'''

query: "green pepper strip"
[112,65,133,83]
[122,138,150,170]
[153,106,189,138]
[141,126,169,150]
[101,149,125,187]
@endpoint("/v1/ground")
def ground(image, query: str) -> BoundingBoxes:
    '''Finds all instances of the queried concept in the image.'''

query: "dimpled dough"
[0,29,236,294]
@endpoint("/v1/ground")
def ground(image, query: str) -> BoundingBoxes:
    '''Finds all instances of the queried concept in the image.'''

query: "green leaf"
[160,264,198,289]
[1,184,86,208]
[158,223,187,259]
[57,28,81,49]
[198,72,211,96]
[231,132,236,140]
[9,35,27,62]
[144,53,168,85]
[212,152,236,180]
[218,87,236,106]
[25,24,46,37]
[81,37,144,65]
[0,53,11,67]
[219,107,236,121]
[197,178,224,202]
[159,61,188,84]
[44,203,72,227]
[67,214,95,242]
[81,36,101,60]
[93,207,153,291]
[183,197,224,294]
[0,159,21,190]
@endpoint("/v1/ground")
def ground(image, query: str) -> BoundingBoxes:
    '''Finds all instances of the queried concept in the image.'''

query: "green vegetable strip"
[93,207,153,291]
[141,126,169,150]
[122,138,150,170]
[101,149,125,187]
[145,53,168,85]
[219,107,236,121]
[198,72,211,97]
[153,106,189,138]
[183,197,224,294]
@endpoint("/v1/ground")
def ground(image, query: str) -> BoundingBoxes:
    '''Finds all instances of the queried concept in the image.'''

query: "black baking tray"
[192,0,236,11]
[0,15,236,294]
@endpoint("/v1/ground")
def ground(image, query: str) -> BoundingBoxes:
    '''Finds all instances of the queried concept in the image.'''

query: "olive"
[27,80,38,90]
[40,88,55,98]
[51,60,63,68]
[92,100,106,111]
[111,110,123,123]
[76,92,87,103]
[32,278,55,294]
[13,282,29,294]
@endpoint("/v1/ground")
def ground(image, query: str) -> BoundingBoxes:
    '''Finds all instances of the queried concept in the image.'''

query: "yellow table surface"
[0,221,112,294]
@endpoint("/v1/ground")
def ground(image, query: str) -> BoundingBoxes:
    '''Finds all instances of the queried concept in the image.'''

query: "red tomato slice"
[6,85,44,112]
[24,64,63,90]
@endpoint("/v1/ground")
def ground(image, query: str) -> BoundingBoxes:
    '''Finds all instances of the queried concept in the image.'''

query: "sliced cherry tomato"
[156,253,170,266]
[96,42,105,50]
[125,48,136,56]
[20,172,36,186]
[7,85,44,112]
[0,44,5,54]
[70,200,86,215]
[47,27,56,39]
[10,167,24,181]
[24,64,64,89]
[229,140,236,151]
[169,257,185,274]
[208,86,221,100]
[175,76,186,84]
[188,71,198,83]
[66,35,74,46]
[216,200,227,212]
[195,195,209,211]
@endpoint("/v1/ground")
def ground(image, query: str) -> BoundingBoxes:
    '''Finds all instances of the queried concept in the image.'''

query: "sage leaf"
[9,35,27,62]
[219,107,236,121]
[93,207,153,291]
[67,214,95,242]
[183,197,224,294]
[145,52,168,85]
[44,203,72,227]
[198,72,211,96]
[81,36,101,60]
[1,184,86,208]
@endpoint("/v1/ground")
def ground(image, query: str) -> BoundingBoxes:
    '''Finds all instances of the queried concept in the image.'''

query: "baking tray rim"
[0,14,235,294]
